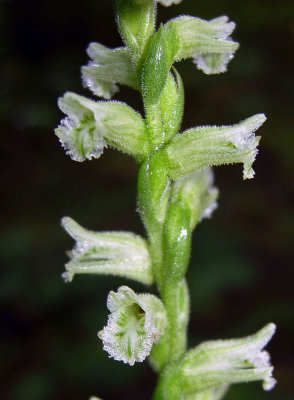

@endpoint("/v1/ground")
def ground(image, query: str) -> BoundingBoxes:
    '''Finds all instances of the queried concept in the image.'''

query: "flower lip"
[55,92,106,162]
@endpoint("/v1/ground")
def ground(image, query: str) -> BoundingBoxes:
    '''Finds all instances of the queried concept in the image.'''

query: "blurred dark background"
[1,0,294,399]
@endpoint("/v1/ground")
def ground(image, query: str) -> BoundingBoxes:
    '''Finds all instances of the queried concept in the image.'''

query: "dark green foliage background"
[1,0,293,399]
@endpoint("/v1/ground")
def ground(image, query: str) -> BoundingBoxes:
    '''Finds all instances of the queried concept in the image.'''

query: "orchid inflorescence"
[55,0,276,399]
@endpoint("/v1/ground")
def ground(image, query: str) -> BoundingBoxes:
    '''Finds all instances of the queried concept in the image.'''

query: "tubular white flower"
[99,286,168,366]
[55,92,148,162]
[165,114,266,180]
[61,217,153,285]
[82,43,138,100]
[165,15,238,73]
[181,323,276,396]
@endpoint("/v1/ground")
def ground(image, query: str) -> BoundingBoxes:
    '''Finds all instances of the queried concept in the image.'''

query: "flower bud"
[181,323,276,396]
[61,217,153,285]
[171,167,218,230]
[82,43,138,100]
[99,286,168,366]
[165,114,266,180]
[55,92,148,162]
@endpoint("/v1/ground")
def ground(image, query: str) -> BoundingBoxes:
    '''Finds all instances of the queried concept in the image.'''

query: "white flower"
[193,17,236,74]
[55,92,148,162]
[99,286,168,366]
[165,114,266,180]
[61,217,153,285]
[181,323,277,395]
[166,15,238,74]
[82,43,138,100]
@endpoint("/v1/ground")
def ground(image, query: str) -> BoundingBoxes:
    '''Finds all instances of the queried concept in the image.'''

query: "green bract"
[55,1,275,399]
[99,286,168,366]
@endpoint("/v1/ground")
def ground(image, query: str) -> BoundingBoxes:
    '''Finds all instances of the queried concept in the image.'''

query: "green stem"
[137,141,191,386]
[161,278,190,362]
[134,17,190,393]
